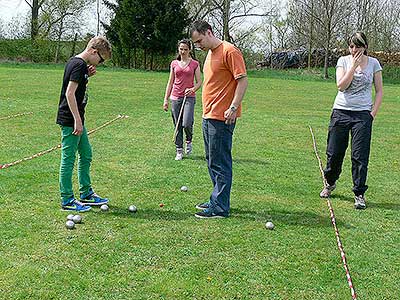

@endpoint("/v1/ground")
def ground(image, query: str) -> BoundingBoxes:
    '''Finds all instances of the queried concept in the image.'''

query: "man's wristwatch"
[230,105,237,112]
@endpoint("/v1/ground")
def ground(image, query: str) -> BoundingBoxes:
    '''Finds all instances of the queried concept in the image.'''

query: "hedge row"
[0,39,176,69]
[0,39,88,63]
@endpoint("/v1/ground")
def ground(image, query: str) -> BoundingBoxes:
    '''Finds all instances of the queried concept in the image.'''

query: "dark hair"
[190,20,213,36]
[348,32,368,55]
[176,39,192,61]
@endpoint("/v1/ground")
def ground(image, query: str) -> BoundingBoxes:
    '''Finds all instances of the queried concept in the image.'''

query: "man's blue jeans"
[202,119,235,215]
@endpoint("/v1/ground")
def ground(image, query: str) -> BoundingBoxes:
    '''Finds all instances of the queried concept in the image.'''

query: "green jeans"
[59,126,92,205]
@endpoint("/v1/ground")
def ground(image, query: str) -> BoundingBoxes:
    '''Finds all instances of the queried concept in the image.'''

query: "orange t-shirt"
[202,41,247,121]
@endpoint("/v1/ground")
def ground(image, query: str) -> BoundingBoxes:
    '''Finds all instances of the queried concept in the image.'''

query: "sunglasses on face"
[97,51,104,64]
[349,44,363,49]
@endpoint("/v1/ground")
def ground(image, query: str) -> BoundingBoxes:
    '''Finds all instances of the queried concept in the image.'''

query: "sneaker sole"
[320,191,335,198]
[194,214,226,219]
[354,205,366,210]
[61,207,91,212]
[79,201,109,206]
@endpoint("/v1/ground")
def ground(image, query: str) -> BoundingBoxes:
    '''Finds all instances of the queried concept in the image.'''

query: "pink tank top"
[170,59,199,100]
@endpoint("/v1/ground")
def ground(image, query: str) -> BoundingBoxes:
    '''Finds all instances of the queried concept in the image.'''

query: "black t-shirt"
[56,57,89,126]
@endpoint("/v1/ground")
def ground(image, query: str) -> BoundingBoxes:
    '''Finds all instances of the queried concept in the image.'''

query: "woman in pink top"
[163,39,202,160]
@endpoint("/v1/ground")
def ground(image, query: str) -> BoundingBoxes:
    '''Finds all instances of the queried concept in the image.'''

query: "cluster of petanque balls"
[65,214,83,229]
[65,205,138,230]
[64,186,275,230]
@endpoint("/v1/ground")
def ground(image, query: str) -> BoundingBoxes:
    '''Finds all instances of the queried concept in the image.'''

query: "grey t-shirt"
[333,55,382,111]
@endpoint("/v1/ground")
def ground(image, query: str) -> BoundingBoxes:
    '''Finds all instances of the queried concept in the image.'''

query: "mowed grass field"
[0,64,399,300]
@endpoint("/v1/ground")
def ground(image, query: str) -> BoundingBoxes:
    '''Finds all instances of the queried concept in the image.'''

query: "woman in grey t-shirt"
[319,32,383,209]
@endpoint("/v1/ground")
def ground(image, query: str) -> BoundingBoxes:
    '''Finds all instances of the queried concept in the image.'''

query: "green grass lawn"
[0,64,399,300]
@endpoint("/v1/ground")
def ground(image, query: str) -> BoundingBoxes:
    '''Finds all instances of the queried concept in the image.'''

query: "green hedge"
[2,39,400,80]
[0,38,262,69]
[0,39,177,69]
[0,39,87,63]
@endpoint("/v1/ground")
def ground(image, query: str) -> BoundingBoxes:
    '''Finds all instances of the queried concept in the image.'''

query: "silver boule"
[72,215,82,223]
[265,221,275,230]
[100,204,109,211]
[67,214,75,221]
[180,185,188,192]
[128,205,137,213]
[65,220,75,229]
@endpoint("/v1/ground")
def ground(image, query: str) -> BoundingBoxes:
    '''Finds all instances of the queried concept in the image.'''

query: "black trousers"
[324,109,373,196]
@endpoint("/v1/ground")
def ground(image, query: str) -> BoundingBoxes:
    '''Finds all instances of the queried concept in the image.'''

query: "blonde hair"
[87,36,112,58]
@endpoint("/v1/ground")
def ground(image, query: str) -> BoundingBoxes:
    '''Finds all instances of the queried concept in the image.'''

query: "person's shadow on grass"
[331,194,400,211]
[105,205,351,228]
[367,202,400,210]
[186,155,269,166]
[230,207,351,228]
[107,206,191,221]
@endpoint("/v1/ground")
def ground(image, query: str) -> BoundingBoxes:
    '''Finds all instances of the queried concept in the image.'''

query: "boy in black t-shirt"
[57,36,112,212]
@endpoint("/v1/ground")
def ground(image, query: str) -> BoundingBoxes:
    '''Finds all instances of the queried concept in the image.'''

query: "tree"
[24,0,94,43]
[0,19,5,39]
[24,0,46,40]
[39,0,93,62]
[50,0,93,63]
[104,0,189,69]
[185,0,273,44]
[184,0,219,27]
[96,0,100,35]
[151,0,189,55]
[272,17,291,50]
[221,0,273,43]
[288,0,316,68]
[348,0,400,52]
[2,15,30,39]
[289,0,352,78]
[103,0,123,63]
[374,0,400,51]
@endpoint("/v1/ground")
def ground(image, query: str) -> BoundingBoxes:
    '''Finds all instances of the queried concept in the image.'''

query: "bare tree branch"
[229,12,272,22]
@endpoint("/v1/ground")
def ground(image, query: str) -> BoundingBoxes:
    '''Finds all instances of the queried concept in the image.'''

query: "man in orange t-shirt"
[190,20,248,218]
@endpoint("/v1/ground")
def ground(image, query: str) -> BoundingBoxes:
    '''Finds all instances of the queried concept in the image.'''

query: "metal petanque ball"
[128,205,137,213]
[100,204,109,211]
[265,221,275,230]
[72,215,82,223]
[180,185,188,192]
[67,214,75,221]
[65,220,75,229]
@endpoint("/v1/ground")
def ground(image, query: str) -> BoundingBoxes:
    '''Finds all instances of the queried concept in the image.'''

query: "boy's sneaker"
[175,148,183,161]
[195,201,210,210]
[185,141,192,155]
[80,189,109,206]
[195,208,228,219]
[62,199,91,212]
[320,183,336,198]
[354,195,366,209]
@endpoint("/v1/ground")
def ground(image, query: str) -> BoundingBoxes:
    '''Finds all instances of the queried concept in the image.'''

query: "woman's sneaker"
[80,189,109,206]
[185,141,192,155]
[320,183,336,198]
[354,195,366,209]
[175,148,183,160]
[62,199,91,212]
